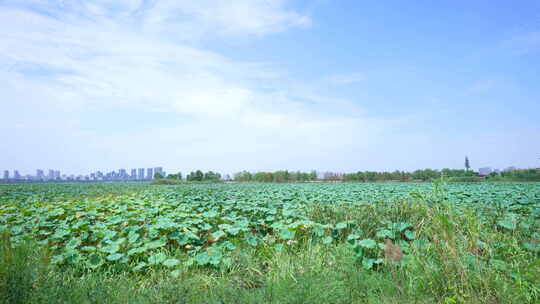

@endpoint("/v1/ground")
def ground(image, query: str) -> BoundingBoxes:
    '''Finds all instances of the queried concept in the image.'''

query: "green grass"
[1,182,539,303]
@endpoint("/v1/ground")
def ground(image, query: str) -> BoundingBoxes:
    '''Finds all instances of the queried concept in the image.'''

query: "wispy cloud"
[1,1,401,173]
[143,0,312,37]
[0,0,311,38]
[5,1,513,173]
[0,0,313,114]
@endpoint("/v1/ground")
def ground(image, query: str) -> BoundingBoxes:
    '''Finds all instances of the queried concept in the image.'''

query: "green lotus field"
[1,182,539,303]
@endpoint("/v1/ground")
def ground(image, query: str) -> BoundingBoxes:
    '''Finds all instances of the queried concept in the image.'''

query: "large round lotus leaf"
[148,252,167,265]
[87,253,103,269]
[106,253,124,261]
[357,239,376,249]
[163,258,180,268]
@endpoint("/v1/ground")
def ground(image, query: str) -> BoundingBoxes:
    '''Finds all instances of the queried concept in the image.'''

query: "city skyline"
[1,166,165,182]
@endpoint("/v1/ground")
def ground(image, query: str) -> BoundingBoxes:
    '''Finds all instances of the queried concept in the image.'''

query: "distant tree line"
[335,169,478,182]
[233,169,479,182]
[154,170,222,184]
[233,170,317,182]
[185,170,221,182]
[154,168,540,184]
[489,169,540,182]
[165,172,182,180]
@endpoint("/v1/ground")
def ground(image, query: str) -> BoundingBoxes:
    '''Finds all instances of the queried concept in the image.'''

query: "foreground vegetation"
[1,182,539,303]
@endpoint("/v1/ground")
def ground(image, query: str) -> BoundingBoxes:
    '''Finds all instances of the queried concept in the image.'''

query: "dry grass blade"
[384,239,403,263]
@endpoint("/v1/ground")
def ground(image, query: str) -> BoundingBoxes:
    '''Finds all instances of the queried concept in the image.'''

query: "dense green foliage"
[166,172,182,180]
[186,170,222,182]
[1,182,539,303]
[342,169,479,182]
[232,168,482,182]
[234,170,318,182]
[231,169,539,182]
[491,169,540,182]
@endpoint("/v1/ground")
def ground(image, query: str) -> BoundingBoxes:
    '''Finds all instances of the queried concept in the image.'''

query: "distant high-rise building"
[55,170,61,179]
[138,168,145,180]
[131,169,137,179]
[48,169,55,180]
[154,167,164,177]
[146,168,154,180]
[3,170,9,179]
[36,169,45,179]
[119,169,127,180]
[14,170,21,179]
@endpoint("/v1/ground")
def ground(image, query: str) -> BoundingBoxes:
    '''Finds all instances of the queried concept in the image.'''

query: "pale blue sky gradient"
[1,0,539,175]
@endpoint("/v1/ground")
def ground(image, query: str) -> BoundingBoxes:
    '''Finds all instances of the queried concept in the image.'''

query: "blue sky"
[1,0,539,175]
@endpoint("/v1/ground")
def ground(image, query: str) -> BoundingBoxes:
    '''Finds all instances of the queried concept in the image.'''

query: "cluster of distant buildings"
[1,167,165,183]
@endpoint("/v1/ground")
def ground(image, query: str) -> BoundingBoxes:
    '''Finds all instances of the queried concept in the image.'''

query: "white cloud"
[0,1,414,174]
[0,0,310,38]
[143,0,311,37]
